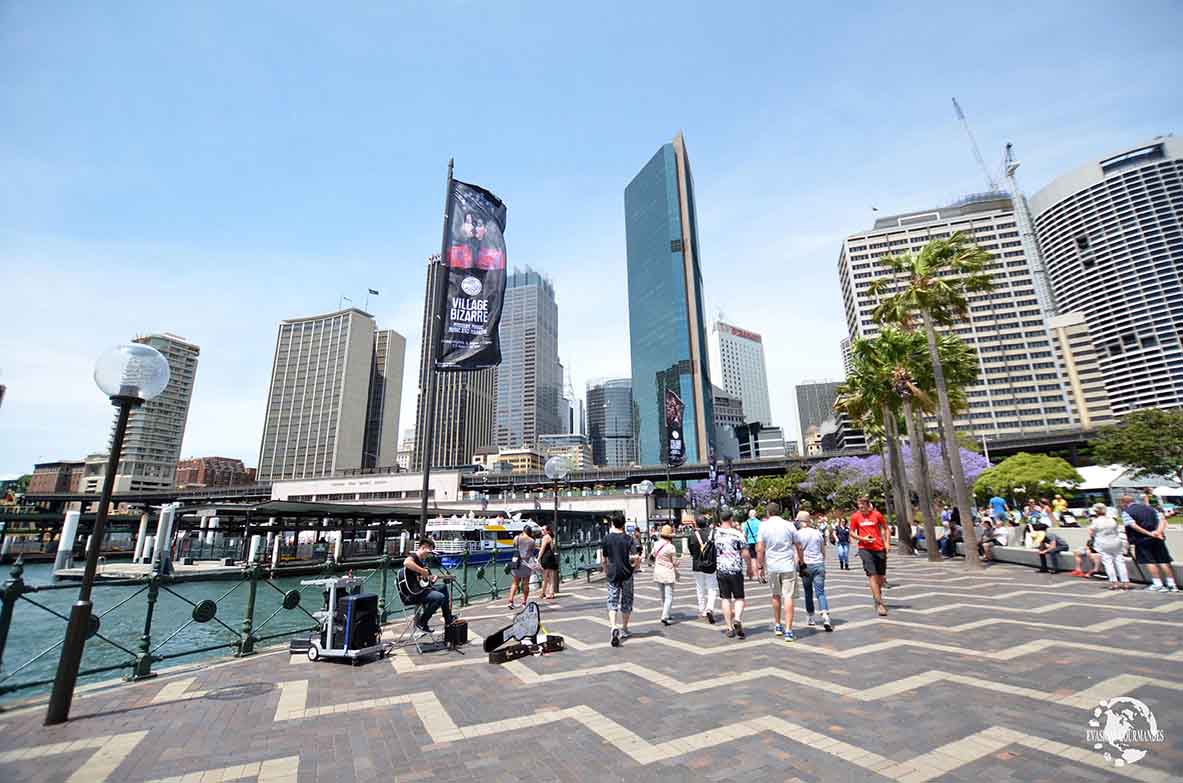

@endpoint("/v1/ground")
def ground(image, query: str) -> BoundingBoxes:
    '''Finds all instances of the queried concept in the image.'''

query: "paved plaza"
[0,552,1180,782]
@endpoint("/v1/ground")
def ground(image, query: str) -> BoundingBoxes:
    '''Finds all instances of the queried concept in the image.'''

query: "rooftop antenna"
[952,97,1000,192]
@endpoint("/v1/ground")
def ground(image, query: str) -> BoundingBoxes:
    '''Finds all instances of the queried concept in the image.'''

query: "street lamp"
[638,480,655,533]
[543,456,571,598]
[46,344,170,725]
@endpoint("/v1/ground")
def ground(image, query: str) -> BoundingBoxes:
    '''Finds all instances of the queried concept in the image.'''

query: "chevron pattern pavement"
[0,552,1179,782]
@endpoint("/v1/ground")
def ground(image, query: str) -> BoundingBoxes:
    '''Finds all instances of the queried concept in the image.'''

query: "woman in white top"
[1088,503,1131,590]
[651,524,680,625]
[796,512,832,632]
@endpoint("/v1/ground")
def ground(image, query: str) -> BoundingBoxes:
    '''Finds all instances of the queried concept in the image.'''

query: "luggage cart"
[291,576,391,664]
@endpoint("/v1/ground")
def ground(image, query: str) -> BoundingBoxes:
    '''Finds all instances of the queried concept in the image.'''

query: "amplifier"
[445,619,468,647]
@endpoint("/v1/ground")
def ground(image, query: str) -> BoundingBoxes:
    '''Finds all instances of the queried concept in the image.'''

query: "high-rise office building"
[625,132,714,464]
[558,362,586,436]
[795,380,843,450]
[840,337,854,377]
[109,333,200,492]
[838,193,1074,437]
[363,329,406,470]
[714,321,772,427]
[495,267,563,449]
[538,433,594,471]
[1047,312,1116,429]
[413,260,496,470]
[586,378,637,467]
[1030,137,1183,415]
[258,309,404,481]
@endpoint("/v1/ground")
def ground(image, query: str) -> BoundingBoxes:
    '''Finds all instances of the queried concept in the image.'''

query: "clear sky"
[3,1,1182,477]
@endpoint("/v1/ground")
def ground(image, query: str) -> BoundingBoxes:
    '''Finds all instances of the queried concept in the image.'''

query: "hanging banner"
[665,388,686,467]
[436,180,508,371]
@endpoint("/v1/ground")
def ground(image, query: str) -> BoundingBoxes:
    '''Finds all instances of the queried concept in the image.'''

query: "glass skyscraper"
[495,267,563,448]
[625,133,714,465]
[586,378,637,467]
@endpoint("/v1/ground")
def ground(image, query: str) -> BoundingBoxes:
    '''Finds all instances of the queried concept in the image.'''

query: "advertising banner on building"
[665,388,686,467]
[436,180,508,371]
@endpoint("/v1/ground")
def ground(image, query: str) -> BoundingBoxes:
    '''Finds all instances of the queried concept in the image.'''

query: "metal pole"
[46,396,136,725]
[418,159,455,538]
[129,572,159,681]
[238,564,259,656]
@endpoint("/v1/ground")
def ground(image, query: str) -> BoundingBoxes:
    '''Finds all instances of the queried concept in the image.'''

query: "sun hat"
[795,510,811,523]
[660,524,675,539]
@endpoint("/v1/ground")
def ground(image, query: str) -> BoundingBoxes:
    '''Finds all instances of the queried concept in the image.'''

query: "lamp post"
[543,456,571,598]
[637,480,655,534]
[45,344,170,725]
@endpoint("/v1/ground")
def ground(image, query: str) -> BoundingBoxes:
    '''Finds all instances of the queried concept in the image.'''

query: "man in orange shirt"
[850,496,890,617]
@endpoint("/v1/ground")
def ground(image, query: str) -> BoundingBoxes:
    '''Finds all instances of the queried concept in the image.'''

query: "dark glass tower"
[625,133,714,465]
[586,378,637,467]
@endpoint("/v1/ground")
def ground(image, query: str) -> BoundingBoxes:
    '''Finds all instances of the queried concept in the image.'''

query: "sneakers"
[660,618,672,626]
[1145,585,1166,592]
[620,629,632,640]
[415,622,434,634]
[1166,585,1180,593]
[823,615,833,632]
[807,614,816,627]
[876,602,888,617]
[734,622,746,639]
[773,624,785,637]
[705,610,716,625]
[783,629,796,642]
[610,628,621,647]
[1069,569,1084,577]
[724,627,736,639]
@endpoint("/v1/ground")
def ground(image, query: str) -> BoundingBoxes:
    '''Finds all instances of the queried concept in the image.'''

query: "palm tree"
[867,232,993,568]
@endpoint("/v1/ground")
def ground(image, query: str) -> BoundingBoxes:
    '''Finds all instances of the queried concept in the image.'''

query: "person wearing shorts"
[713,510,749,638]
[742,510,762,581]
[755,502,804,641]
[851,496,890,617]
[601,515,640,646]
[1120,495,1179,592]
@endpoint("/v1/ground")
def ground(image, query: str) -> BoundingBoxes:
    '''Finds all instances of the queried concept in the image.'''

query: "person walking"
[713,510,749,639]
[601,515,640,646]
[687,515,718,624]
[850,496,890,616]
[797,512,832,632]
[507,526,537,609]
[833,519,851,570]
[651,524,680,625]
[755,502,804,641]
[538,524,559,600]
[1087,503,1131,590]
[742,509,762,581]
[1119,495,1179,592]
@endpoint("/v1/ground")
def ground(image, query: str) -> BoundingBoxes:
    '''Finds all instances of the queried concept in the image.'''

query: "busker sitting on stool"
[403,538,453,633]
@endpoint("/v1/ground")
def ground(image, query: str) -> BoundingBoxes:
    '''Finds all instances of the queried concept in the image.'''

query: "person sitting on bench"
[403,538,453,633]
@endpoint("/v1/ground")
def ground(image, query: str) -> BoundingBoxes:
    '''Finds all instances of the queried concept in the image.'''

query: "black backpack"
[695,531,717,573]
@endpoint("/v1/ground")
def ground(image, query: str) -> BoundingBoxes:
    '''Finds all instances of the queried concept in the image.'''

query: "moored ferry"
[425,514,533,567]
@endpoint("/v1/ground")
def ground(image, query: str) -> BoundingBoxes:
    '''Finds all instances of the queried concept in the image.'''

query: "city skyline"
[4,3,1182,476]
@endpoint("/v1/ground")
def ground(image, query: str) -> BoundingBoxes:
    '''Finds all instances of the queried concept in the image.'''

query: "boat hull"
[438,549,514,569]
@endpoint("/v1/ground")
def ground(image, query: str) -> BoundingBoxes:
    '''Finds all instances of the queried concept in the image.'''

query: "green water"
[0,544,604,703]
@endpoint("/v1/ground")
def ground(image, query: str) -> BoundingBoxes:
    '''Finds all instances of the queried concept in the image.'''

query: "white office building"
[838,193,1074,437]
[713,321,772,426]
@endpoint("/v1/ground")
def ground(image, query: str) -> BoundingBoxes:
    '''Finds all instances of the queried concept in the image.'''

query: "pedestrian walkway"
[0,553,1179,782]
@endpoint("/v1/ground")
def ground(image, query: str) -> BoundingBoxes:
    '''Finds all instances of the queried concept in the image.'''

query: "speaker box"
[341,593,379,649]
[445,619,468,647]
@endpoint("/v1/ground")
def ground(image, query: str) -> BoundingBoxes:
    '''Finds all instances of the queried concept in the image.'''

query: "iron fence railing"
[0,538,607,701]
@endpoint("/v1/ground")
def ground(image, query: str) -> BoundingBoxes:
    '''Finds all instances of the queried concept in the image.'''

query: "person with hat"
[756,502,805,641]
[651,524,681,625]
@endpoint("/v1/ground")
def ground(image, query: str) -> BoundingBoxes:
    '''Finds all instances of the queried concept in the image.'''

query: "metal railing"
[0,538,606,701]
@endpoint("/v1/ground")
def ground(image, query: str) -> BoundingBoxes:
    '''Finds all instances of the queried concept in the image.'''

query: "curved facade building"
[586,378,637,467]
[1031,137,1183,414]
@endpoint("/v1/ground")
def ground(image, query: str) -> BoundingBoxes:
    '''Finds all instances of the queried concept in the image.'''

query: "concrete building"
[838,193,1074,437]
[258,309,404,481]
[1048,312,1117,429]
[175,457,252,488]
[78,453,109,495]
[710,384,744,460]
[363,330,406,470]
[108,333,200,492]
[625,133,714,464]
[737,424,787,460]
[1030,137,1183,415]
[28,460,85,495]
[713,321,772,426]
[559,363,586,437]
[413,260,496,470]
[491,447,544,475]
[795,381,842,450]
[840,337,854,377]
[538,433,594,471]
[586,378,637,468]
[495,268,563,449]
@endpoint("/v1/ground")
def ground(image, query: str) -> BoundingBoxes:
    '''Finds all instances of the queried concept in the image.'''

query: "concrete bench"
[960,543,1181,584]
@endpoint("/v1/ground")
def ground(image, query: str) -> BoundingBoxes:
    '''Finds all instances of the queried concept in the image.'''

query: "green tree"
[867,232,993,568]
[972,452,1083,502]
[743,468,806,508]
[1092,409,1183,485]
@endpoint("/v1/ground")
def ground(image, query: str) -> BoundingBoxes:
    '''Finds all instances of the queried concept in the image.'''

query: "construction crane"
[952,97,1001,192]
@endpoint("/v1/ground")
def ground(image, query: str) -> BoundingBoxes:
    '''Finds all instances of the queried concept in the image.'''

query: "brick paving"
[0,552,1180,782]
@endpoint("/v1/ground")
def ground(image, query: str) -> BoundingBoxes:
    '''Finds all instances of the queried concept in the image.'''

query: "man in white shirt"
[756,502,805,642]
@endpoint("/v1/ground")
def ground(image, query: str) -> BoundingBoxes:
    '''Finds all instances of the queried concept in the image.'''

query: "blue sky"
[2,1,1181,476]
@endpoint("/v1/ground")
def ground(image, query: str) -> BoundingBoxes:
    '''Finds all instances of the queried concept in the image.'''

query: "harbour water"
[0,552,575,702]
